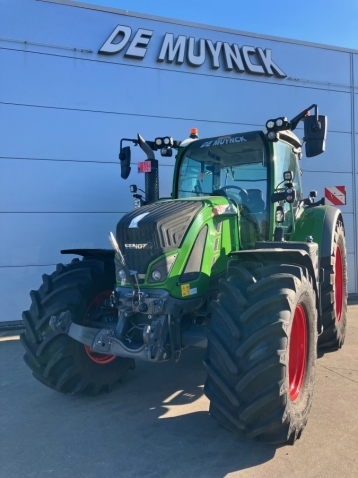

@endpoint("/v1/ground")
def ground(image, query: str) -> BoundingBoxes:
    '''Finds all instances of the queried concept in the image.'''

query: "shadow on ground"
[0,341,276,478]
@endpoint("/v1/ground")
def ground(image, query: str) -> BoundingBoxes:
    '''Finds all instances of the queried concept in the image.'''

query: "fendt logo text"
[124,243,153,249]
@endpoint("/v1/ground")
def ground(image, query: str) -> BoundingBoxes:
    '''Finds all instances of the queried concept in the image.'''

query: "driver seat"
[246,189,265,213]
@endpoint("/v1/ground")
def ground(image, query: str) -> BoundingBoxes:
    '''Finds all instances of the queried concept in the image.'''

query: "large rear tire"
[318,220,348,348]
[21,257,135,395]
[204,261,317,445]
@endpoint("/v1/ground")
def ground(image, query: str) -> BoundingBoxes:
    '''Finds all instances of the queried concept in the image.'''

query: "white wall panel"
[0,212,124,267]
[300,171,354,213]
[300,131,352,173]
[0,104,265,163]
[0,49,352,133]
[0,101,352,168]
[0,0,352,87]
[347,254,356,293]
[0,265,58,323]
[0,0,357,328]
[0,158,174,212]
[342,213,355,254]
[354,54,358,86]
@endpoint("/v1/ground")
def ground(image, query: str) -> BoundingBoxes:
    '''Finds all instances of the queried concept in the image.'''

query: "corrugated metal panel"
[300,131,352,173]
[0,49,352,131]
[0,0,357,325]
[0,158,174,212]
[0,212,124,267]
[347,253,356,293]
[0,0,352,85]
[0,103,262,164]
[0,265,56,323]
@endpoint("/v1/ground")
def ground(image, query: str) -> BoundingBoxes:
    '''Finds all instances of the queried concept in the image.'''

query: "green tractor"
[21,104,347,445]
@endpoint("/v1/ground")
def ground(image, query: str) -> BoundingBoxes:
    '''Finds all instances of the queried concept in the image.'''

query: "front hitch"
[49,311,170,362]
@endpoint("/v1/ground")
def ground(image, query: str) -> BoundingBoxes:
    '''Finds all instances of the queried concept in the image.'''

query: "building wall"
[0,0,357,322]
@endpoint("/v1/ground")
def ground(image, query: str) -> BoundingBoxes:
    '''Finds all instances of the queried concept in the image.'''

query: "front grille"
[116,201,203,274]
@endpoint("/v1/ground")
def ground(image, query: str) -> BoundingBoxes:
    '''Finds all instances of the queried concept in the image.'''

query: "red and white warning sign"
[137,161,151,173]
[324,186,346,206]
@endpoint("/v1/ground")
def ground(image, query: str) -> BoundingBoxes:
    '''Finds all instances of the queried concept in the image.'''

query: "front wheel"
[21,257,135,395]
[204,261,317,445]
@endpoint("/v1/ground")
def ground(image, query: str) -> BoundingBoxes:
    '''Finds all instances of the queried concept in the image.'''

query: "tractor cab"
[175,131,269,248]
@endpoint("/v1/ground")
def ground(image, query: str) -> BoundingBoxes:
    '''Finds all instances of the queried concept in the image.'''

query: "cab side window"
[274,141,302,201]
[274,141,302,236]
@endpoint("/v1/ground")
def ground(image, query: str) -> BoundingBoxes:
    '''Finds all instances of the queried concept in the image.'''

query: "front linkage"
[49,237,207,363]
[49,308,170,362]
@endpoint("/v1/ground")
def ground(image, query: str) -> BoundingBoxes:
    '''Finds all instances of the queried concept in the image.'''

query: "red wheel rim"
[335,245,344,323]
[84,290,117,364]
[289,304,307,401]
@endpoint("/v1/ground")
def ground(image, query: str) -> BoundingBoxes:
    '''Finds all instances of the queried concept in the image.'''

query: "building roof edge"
[37,0,358,55]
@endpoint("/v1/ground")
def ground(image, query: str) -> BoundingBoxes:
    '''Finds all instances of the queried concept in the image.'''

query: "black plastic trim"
[61,248,115,257]
[321,207,343,257]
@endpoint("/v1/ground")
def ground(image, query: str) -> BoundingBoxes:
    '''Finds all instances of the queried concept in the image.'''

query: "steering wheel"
[212,185,248,204]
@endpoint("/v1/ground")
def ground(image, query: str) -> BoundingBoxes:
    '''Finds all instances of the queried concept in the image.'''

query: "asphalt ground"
[0,306,357,478]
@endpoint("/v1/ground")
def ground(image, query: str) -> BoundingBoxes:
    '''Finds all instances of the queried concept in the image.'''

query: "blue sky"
[77,0,358,50]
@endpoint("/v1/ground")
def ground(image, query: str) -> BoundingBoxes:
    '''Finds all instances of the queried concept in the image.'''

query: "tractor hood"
[116,200,204,274]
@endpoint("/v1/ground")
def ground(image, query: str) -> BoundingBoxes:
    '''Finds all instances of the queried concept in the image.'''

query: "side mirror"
[304,115,327,157]
[119,146,131,179]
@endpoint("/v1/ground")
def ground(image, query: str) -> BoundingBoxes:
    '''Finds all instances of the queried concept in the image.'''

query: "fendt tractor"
[21,104,347,445]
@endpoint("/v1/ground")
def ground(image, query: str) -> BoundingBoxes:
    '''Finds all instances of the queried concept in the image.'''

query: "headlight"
[155,138,162,146]
[276,118,283,127]
[267,131,277,140]
[266,120,275,129]
[151,270,162,282]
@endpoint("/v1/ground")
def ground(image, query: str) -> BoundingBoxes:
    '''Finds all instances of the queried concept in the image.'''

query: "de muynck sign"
[99,25,287,78]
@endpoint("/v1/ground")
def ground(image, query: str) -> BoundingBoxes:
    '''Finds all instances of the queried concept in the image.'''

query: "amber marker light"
[190,127,199,138]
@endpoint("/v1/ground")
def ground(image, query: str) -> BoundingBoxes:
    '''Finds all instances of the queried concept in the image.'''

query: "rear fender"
[291,206,343,257]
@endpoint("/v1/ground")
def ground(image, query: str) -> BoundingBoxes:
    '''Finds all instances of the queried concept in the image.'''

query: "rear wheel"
[319,220,348,348]
[204,261,317,445]
[21,257,135,395]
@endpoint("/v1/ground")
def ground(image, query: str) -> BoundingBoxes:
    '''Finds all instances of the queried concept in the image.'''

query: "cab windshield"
[177,131,269,246]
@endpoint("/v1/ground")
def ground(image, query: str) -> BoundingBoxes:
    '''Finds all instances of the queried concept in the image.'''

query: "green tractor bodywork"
[115,195,239,301]
[22,105,348,445]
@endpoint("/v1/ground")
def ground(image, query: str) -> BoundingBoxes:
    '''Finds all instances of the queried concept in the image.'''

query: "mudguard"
[291,205,343,257]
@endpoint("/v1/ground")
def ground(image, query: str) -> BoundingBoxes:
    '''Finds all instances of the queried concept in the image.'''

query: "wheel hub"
[289,304,307,401]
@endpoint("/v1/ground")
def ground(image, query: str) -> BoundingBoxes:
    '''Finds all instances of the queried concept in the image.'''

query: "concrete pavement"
[0,306,357,478]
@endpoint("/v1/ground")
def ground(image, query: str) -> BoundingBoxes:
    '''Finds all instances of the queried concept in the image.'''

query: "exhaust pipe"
[137,134,159,203]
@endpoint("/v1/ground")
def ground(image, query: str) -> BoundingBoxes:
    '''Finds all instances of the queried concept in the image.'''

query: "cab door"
[273,140,303,238]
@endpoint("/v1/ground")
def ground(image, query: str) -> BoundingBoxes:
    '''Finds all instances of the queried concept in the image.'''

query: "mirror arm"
[289,104,317,131]
[119,138,139,160]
